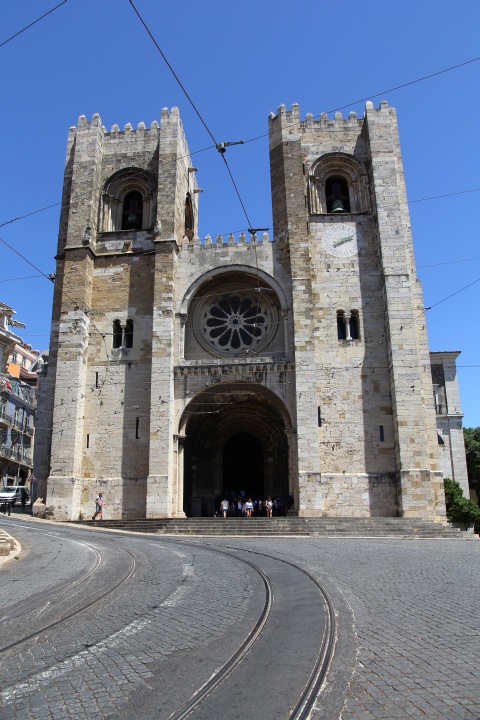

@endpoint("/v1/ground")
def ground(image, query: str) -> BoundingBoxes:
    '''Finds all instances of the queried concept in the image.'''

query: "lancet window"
[337,309,361,341]
[112,319,134,351]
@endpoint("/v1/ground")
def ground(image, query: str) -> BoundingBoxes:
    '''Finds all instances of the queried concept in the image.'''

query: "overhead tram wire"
[0,234,111,383]
[128,0,217,147]
[129,54,480,163]
[0,1,68,49]
[0,274,44,283]
[127,0,256,237]
[128,0,268,330]
[241,54,480,147]
[418,255,480,269]
[1,184,479,239]
[0,202,61,229]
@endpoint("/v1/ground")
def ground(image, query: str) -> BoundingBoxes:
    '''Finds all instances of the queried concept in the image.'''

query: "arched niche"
[100,167,157,231]
[308,152,369,214]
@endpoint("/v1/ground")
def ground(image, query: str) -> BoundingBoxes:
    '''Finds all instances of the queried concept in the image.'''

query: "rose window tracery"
[194,288,277,356]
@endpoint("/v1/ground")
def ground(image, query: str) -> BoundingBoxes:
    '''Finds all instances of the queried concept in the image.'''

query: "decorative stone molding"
[100,167,157,232]
[193,285,278,357]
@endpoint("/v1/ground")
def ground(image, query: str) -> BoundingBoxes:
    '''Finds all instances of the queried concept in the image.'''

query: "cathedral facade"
[37,101,453,521]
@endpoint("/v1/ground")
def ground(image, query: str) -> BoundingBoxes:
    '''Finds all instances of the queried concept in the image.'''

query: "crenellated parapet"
[268,100,397,150]
[74,112,161,137]
[181,230,273,248]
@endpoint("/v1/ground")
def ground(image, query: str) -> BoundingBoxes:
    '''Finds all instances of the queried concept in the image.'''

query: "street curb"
[0,528,21,568]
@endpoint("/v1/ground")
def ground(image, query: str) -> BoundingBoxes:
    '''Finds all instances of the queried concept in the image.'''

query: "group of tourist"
[217,494,287,518]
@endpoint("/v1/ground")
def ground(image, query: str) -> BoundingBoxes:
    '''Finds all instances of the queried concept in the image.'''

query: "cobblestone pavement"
[0,521,263,720]
[197,537,480,720]
[0,519,479,720]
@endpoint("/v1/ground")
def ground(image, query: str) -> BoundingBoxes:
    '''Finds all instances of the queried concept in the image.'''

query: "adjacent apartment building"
[0,302,39,489]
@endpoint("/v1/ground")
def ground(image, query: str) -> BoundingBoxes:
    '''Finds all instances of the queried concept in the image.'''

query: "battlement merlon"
[69,109,195,171]
[268,100,396,150]
[59,109,198,250]
[181,231,273,248]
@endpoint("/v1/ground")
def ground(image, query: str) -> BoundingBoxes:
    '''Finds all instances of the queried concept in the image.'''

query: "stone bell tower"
[40,108,198,520]
[269,100,445,521]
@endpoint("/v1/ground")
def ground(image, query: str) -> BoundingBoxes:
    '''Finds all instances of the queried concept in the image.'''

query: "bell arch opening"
[181,384,291,517]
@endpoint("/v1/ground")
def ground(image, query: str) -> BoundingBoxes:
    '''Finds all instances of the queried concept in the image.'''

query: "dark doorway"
[222,433,263,498]
[182,384,290,516]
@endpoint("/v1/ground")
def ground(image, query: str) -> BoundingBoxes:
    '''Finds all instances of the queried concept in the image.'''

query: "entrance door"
[182,384,290,516]
[222,433,263,498]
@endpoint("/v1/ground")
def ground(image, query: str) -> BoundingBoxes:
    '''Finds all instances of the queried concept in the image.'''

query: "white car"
[0,485,29,506]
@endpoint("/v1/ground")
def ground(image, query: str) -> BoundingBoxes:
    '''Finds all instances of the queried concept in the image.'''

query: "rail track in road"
[143,539,337,720]
[0,522,138,657]
[0,521,338,720]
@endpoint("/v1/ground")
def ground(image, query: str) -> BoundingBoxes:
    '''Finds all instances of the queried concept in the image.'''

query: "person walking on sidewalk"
[92,492,105,521]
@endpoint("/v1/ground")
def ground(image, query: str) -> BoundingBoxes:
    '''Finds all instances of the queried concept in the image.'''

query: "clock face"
[323,223,361,258]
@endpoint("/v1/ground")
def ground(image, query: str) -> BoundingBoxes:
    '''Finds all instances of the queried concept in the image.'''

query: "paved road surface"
[0,517,478,720]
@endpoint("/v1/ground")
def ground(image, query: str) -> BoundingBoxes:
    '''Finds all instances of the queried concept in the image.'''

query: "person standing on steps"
[92,491,104,521]
[220,497,230,518]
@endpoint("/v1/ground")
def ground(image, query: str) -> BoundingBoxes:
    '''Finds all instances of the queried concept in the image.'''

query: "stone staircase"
[72,516,477,539]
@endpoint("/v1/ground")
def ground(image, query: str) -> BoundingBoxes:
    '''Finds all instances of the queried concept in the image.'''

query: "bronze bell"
[331,199,345,213]
[126,213,139,229]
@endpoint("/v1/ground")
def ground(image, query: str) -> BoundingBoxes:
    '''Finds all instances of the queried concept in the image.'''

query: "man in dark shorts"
[92,492,104,520]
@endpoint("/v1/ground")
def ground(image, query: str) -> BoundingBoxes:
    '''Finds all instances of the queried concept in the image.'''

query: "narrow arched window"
[185,193,194,236]
[349,310,360,340]
[337,310,346,340]
[124,319,134,349]
[122,191,143,230]
[113,320,122,349]
[325,176,350,213]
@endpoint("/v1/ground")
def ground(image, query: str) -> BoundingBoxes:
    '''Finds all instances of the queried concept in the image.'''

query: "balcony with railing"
[0,442,33,467]
[0,408,13,426]
[11,415,34,433]
[0,407,34,436]
[3,380,36,408]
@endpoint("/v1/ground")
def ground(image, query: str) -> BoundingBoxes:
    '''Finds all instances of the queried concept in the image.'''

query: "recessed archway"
[181,383,291,517]
[222,433,264,498]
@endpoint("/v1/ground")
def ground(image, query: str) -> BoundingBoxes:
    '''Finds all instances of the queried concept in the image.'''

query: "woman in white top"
[220,498,229,518]
[244,498,253,518]
[266,497,273,517]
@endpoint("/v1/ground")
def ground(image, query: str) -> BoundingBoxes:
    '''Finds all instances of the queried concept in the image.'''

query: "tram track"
[0,537,102,626]
[0,522,338,719]
[159,539,337,720]
[0,522,138,657]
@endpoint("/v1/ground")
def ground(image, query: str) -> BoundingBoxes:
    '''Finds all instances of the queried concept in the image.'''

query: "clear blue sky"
[1,0,479,426]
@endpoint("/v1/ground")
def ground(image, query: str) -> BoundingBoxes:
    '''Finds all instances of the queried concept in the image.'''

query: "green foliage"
[464,427,480,499]
[444,477,480,531]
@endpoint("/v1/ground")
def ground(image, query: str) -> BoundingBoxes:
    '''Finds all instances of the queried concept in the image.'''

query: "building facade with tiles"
[36,101,468,521]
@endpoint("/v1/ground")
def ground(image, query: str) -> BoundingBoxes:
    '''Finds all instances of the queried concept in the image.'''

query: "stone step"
[71,517,477,539]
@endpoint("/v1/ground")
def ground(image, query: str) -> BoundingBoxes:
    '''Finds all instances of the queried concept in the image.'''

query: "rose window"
[195,289,277,356]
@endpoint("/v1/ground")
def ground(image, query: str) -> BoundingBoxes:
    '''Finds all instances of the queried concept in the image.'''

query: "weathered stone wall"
[269,101,445,519]
[42,102,464,522]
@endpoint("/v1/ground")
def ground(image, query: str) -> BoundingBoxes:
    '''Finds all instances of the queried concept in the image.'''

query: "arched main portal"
[181,384,290,517]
